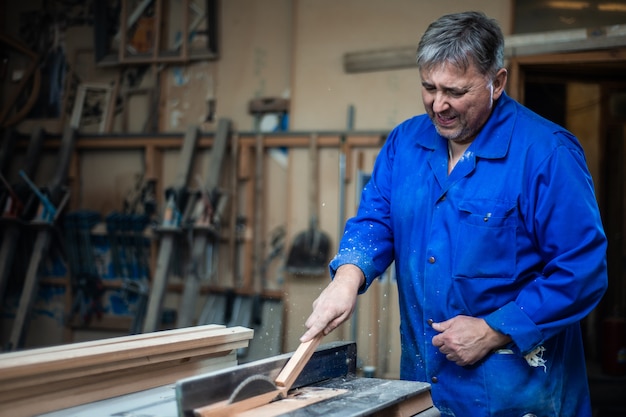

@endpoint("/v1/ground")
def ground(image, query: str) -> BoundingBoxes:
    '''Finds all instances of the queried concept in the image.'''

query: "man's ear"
[492,68,508,100]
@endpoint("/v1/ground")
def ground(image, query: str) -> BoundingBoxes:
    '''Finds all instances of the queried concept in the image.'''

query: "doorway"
[509,49,626,415]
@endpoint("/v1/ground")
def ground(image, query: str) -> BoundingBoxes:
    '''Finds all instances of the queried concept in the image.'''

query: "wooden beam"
[505,24,626,58]
[344,46,417,73]
[14,132,386,152]
[6,353,236,417]
[343,24,626,73]
[275,333,323,390]
[0,325,253,417]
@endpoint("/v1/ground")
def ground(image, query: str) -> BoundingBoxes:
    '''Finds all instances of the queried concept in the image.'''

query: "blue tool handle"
[18,169,56,221]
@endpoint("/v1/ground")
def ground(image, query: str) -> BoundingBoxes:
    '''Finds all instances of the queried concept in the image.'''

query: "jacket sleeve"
[485,137,608,355]
[328,128,399,291]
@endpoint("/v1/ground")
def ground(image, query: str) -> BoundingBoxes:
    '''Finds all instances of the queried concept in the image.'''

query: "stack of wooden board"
[0,324,253,417]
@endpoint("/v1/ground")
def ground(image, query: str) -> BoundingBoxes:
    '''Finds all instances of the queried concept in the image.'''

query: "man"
[300,11,608,416]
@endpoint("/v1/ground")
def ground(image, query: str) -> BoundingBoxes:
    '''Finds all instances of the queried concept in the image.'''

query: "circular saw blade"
[228,374,278,404]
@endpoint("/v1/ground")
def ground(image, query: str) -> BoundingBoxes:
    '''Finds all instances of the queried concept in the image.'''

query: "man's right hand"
[300,264,364,342]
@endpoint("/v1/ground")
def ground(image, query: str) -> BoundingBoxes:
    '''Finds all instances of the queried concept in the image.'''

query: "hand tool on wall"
[177,118,231,328]
[0,128,17,216]
[6,125,76,351]
[64,210,105,327]
[0,127,44,311]
[142,124,200,333]
[102,211,151,334]
[0,128,17,177]
[101,172,154,334]
[194,131,239,329]
[0,34,42,128]
[285,133,331,276]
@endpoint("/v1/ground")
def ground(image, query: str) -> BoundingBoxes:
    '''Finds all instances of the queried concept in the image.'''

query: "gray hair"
[416,11,504,79]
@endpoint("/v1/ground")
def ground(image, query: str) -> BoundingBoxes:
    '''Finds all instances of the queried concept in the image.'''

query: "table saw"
[37,341,439,417]
[176,341,440,417]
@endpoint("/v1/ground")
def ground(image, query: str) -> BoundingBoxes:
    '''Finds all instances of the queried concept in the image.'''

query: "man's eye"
[449,91,465,98]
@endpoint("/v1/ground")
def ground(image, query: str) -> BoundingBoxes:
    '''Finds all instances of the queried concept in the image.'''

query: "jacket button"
[431,376,438,383]
[428,256,436,264]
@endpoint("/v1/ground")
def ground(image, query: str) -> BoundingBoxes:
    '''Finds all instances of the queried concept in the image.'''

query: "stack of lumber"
[0,324,253,417]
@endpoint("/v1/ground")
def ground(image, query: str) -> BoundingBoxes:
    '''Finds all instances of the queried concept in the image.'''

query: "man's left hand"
[431,315,511,366]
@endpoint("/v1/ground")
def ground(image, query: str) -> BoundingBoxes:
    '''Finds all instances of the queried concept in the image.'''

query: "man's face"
[420,62,506,144]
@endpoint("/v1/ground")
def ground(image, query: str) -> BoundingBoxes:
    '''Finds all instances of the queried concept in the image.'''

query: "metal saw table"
[176,341,440,417]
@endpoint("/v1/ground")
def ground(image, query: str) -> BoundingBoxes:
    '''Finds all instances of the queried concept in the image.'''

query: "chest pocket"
[453,199,517,279]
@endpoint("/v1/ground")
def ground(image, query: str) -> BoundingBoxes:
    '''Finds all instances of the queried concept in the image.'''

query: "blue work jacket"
[330,92,608,416]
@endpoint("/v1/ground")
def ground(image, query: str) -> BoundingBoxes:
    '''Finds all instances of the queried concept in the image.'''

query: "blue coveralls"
[329,92,608,416]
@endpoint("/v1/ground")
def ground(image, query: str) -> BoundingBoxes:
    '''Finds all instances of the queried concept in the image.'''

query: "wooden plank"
[238,140,252,180]
[241,137,258,291]
[119,0,128,62]
[2,350,211,402]
[181,0,190,60]
[229,131,240,293]
[0,325,252,380]
[0,323,225,359]
[275,333,323,390]
[1,348,236,402]
[343,46,417,73]
[6,351,238,417]
[153,0,163,60]
[194,334,324,416]
[15,133,386,152]
[195,388,286,417]
[237,388,349,417]
[0,338,248,392]
[342,25,626,73]
[0,325,253,417]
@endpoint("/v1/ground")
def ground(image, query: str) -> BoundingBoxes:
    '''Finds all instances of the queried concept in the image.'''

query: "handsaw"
[193,333,324,417]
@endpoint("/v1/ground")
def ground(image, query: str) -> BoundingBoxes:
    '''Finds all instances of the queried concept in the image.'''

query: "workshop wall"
[0,0,514,380]
[289,0,512,131]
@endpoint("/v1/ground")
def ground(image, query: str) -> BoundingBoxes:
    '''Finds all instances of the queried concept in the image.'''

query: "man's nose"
[432,92,449,113]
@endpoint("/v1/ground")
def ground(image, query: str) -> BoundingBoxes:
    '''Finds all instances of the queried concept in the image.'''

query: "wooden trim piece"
[507,48,626,102]
[275,333,323,390]
[235,388,349,417]
[181,0,190,60]
[195,334,323,417]
[0,325,250,379]
[509,48,626,65]
[119,0,128,63]
[343,26,626,73]
[0,325,253,417]
[153,0,163,60]
[7,352,237,417]
[15,133,386,152]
